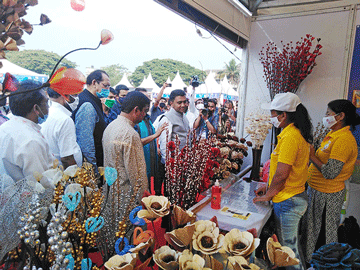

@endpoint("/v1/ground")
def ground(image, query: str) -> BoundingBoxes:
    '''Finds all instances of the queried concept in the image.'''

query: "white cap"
[262,92,301,112]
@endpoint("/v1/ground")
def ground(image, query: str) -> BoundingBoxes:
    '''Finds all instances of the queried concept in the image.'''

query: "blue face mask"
[96,88,110,98]
[37,106,48,124]
[118,97,125,104]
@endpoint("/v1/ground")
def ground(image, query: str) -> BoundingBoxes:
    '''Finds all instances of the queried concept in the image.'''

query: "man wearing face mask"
[72,70,110,170]
[193,98,219,138]
[105,84,129,124]
[41,87,82,168]
[0,80,54,181]
[102,87,117,125]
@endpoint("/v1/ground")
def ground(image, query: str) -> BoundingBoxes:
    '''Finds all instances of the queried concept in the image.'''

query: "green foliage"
[218,59,241,85]
[100,64,129,86]
[129,59,205,87]
[6,50,77,76]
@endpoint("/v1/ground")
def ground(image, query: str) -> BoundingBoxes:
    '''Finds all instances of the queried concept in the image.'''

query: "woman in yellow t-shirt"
[302,99,360,263]
[254,93,313,270]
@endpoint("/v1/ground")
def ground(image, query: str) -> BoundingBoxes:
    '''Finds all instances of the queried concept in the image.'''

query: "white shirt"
[185,111,197,128]
[41,102,82,166]
[157,115,172,164]
[0,116,54,181]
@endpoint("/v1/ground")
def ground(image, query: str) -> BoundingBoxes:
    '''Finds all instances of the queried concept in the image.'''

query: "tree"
[0,1,51,59]
[129,59,205,87]
[218,59,241,85]
[6,50,77,75]
[100,64,129,86]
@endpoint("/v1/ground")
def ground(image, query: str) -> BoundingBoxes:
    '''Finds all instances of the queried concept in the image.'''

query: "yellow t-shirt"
[308,126,357,193]
[268,123,310,203]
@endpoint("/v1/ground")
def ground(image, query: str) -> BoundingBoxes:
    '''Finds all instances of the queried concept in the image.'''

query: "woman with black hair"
[302,99,360,264]
[254,92,313,270]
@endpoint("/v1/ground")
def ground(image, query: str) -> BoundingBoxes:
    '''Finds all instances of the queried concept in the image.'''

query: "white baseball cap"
[262,92,301,112]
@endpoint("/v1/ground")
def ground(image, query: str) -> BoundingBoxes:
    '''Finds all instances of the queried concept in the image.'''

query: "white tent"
[138,76,151,91]
[160,76,172,98]
[221,75,239,101]
[171,71,187,89]
[0,59,48,83]
[114,73,134,90]
[195,71,221,99]
[163,71,188,97]
[146,72,160,93]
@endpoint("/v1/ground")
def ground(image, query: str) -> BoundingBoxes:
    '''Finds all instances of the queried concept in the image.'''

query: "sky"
[20,0,243,76]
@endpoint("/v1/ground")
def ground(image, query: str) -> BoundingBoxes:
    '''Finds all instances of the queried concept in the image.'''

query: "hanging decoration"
[0,29,114,103]
[71,0,85,12]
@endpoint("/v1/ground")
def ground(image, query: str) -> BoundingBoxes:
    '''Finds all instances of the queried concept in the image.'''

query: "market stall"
[190,166,272,234]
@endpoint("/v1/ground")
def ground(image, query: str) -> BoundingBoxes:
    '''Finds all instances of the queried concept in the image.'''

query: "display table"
[190,166,272,234]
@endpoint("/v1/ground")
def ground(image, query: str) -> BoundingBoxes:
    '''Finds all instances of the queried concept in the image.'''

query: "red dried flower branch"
[259,34,323,99]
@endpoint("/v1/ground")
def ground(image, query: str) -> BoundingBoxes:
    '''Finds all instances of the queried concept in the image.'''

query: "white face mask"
[322,114,338,129]
[66,96,79,111]
[270,115,281,128]
[196,103,205,110]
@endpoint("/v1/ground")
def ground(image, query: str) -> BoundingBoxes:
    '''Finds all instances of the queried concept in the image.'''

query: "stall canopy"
[163,71,188,97]
[196,71,221,99]
[146,73,161,93]
[0,59,48,83]
[114,74,134,91]
[172,71,187,90]
[138,76,151,91]
[221,75,239,101]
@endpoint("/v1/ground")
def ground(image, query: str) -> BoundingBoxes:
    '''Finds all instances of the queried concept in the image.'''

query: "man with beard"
[193,98,219,138]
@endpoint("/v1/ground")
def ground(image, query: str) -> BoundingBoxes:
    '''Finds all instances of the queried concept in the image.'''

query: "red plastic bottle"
[211,180,222,209]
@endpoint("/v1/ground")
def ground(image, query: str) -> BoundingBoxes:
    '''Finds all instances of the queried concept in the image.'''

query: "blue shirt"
[196,111,219,138]
[105,100,122,124]
[75,103,98,167]
[150,105,164,123]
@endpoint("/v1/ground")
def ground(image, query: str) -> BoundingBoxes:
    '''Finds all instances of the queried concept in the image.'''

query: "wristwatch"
[205,119,209,124]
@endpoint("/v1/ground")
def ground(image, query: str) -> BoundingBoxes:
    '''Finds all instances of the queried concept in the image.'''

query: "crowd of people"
[0,69,239,250]
[0,70,359,269]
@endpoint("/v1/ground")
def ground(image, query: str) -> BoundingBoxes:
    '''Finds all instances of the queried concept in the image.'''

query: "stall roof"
[153,0,357,48]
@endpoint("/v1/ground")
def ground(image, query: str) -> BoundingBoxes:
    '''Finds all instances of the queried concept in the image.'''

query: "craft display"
[243,114,272,181]
[259,34,323,99]
[0,162,301,270]
[165,131,248,210]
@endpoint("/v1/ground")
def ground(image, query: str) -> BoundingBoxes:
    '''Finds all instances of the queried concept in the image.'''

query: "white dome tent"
[163,71,188,98]
[0,59,48,84]
[195,71,221,99]
[221,75,239,101]
[171,71,187,90]
[114,73,134,91]
[146,72,160,94]
[138,76,152,91]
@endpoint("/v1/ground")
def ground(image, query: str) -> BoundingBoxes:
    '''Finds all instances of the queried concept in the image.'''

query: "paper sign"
[220,206,251,220]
